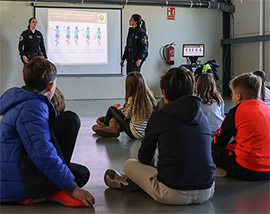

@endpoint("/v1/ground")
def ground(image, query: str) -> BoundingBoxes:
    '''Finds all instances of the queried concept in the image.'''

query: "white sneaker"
[104,169,140,192]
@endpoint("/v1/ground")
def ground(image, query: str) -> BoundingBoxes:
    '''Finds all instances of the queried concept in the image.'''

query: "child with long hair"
[103,67,216,205]
[196,73,225,136]
[253,70,270,106]
[92,72,156,138]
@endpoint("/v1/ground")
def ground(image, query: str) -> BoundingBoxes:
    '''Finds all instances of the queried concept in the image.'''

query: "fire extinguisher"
[160,42,175,65]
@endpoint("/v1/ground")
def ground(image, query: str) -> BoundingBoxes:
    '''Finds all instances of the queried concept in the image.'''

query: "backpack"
[194,59,220,81]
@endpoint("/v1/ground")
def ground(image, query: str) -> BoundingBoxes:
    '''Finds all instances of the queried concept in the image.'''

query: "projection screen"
[35,7,122,75]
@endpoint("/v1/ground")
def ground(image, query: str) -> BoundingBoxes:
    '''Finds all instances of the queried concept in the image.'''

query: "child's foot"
[92,124,100,132]
[104,169,140,192]
[95,127,120,138]
[17,198,33,205]
[96,116,106,127]
[215,167,228,177]
[47,190,84,207]
[17,197,46,205]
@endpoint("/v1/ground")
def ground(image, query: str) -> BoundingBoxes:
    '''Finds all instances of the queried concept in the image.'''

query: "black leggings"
[104,106,135,139]
[212,144,270,181]
[51,111,90,187]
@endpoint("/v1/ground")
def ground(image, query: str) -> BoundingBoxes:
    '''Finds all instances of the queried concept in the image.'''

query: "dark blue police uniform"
[122,26,148,74]
[18,29,47,63]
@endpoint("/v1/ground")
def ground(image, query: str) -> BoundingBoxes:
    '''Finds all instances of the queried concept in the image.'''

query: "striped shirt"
[120,96,155,139]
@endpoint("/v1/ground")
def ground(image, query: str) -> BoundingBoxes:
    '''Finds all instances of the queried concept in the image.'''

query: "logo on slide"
[98,14,106,22]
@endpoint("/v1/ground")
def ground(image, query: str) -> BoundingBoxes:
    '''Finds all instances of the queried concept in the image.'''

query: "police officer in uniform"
[121,14,148,74]
[19,17,47,64]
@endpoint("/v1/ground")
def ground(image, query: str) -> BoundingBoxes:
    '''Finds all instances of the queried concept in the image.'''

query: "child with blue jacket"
[0,57,94,207]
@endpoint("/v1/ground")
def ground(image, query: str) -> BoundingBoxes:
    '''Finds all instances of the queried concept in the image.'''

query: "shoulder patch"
[142,36,148,44]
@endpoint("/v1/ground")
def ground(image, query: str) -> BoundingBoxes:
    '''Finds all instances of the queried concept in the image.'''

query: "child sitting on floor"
[103,67,216,205]
[92,72,156,139]
[196,73,225,136]
[212,72,270,180]
[0,56,95,207]
[253,70,270,106]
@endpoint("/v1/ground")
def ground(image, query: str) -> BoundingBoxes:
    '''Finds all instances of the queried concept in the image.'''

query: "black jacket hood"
[161,95,203,125]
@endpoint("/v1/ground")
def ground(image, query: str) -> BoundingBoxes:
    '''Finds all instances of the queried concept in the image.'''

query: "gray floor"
[1,98,269,214]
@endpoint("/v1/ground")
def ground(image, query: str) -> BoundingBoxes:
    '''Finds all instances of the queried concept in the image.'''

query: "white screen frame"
[35,6,122,76]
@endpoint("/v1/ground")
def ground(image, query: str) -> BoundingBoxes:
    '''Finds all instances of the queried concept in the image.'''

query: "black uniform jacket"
[18,29,47,59]
[122,26,148,61]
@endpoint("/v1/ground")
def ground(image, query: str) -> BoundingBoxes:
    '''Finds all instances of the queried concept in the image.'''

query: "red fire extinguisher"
[166,44,175,65]
[160,42,175,65]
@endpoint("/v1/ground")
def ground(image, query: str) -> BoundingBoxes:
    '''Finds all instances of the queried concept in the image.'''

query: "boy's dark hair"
[160,66,195,101]
[253,70,266,101]
[23,56,57,91]
[230,72,261,99]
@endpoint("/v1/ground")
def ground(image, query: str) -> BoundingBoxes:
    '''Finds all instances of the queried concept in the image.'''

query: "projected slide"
[47,9,107,65]
[36,7,121,75]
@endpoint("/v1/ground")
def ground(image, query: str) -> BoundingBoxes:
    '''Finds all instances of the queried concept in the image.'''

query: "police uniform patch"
[29,35,33,39]
[19,36,23,41]
[142,37,147,44]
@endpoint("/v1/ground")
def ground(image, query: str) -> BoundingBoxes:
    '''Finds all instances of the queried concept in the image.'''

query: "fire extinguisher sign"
[167,7,175,20]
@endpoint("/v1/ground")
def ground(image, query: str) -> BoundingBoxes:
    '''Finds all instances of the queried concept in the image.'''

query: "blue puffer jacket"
[0,87,75,202]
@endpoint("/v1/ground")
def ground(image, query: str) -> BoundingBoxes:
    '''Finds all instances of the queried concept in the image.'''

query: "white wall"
[0,1,223,99]
[233,0,270,84]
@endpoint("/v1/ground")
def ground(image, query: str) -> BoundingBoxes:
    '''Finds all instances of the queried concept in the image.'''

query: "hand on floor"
[71,187,95,207]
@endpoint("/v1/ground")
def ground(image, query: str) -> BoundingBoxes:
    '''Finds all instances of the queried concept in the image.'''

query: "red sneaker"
[17,198,33,205]
[48,190,84,207]
[16,197,46,205]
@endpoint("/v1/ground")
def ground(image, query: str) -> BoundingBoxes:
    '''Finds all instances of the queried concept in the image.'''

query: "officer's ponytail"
[141,19,147,32]
[132,14,147,32]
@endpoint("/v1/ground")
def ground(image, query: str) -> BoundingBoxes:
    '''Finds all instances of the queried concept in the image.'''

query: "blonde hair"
[125,72,155,118]
[230,72,261,99]
[197,73,222,106]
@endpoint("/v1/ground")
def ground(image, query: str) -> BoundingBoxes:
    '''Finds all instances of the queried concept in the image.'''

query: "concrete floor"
[1,98,269,214]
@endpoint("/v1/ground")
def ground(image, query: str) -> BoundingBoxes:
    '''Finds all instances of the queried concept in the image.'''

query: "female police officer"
[19,17,47,64]
[120,14,148,74]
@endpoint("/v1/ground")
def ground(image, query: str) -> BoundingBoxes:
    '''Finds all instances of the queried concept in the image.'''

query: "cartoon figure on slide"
[64,26,71,46]
[84,26,91,46]
[94,27,102,46]
[50,25,60,46]
[74,26,83,46]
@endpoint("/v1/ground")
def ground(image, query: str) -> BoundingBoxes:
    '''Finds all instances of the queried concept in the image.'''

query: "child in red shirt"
[212,72,270,180]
